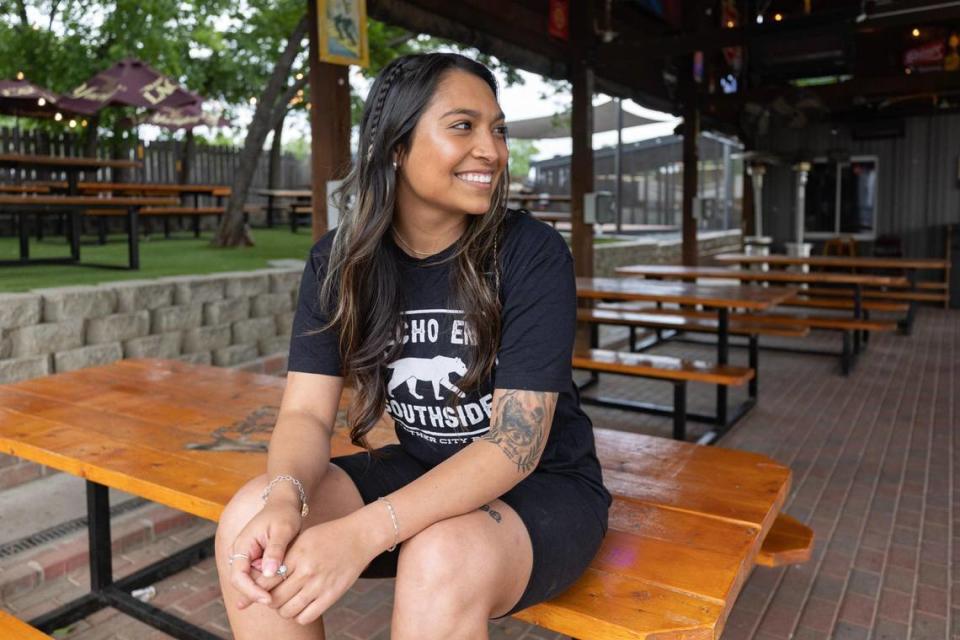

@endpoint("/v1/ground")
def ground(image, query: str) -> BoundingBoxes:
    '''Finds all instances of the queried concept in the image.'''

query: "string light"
[248,96,257,105]
[81,119,88,127]
[295,72,304,80]
[16,71,24,80]
[54,112,63,121]
[756,15,764,24]
[68,119,77,128]
[912,28,920,37]
[774,13,783,22]
[37,97,46,106]
[726,20,735,28]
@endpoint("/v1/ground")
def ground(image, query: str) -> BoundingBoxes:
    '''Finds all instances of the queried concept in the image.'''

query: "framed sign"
[317,0,369,68]
[547,0,569,41]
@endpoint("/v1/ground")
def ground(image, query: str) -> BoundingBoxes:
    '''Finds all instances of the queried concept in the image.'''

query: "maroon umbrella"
[0,76,65,118]
[139,101,230,130]
[58,58,198,116]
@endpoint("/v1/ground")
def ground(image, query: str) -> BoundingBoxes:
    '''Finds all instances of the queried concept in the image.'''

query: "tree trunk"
[179,130,195,184]
[268,113,284,189]
[213,14,309,247]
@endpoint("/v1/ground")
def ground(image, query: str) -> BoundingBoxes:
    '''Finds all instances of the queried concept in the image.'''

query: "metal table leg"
[716,307,729,428]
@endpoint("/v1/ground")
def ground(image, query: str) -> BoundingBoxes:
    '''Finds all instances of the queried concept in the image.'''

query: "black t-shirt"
[288,209,611,510]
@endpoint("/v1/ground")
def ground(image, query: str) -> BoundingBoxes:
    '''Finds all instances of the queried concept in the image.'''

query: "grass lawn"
[0,228,316,293]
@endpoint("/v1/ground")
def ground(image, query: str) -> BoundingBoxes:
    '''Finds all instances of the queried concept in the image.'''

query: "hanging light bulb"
[54,112,63,121]
[912,28,921,37]
[68,119,77,128]
[756,15,764,24]
[37,97,46,106]
[774,13,783,22]
[16,71,24,80]
[81,119,88,127]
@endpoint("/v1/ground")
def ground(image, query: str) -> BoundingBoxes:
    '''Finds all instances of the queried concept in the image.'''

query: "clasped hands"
[229,502,379,625]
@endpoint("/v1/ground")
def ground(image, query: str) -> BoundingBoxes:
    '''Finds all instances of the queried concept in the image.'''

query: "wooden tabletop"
[256,188,312,198]
[75,182,229,196]
[508,193,571,202]
[714,253,949,270]
[0,153,141,170]
[0,195,179,207]
[577,277,797,309]
[616,264,910,287]
[0,358,791,639]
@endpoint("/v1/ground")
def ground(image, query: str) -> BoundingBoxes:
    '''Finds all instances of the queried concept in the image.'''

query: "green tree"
[508,139,539,182]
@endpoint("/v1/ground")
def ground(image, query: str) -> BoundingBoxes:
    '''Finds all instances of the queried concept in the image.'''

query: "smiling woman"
[215,53,611,640]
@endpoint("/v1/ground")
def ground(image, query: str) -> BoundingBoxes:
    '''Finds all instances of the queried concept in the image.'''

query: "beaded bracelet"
[261,475,309,517]
[378,496,400,552]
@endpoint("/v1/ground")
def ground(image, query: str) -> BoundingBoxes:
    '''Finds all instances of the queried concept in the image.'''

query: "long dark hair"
[320,53,510,451]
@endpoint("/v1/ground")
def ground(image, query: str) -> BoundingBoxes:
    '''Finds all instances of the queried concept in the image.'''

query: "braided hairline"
[366,61,408,162]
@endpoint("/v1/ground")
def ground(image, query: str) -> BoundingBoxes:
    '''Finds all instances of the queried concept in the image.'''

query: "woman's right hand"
[228,500,303,609]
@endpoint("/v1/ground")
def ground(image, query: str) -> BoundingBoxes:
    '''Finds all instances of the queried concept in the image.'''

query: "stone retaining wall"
[593,229,743,277]
[0,268,303,490]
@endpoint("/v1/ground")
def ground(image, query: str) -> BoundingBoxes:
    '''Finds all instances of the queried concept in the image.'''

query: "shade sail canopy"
[58,58,198,116]
[139,102,229,130]
[505,100,661,139]
[0,78,65,118]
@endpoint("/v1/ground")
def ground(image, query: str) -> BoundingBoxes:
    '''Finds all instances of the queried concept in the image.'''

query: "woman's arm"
[350,387,558,551]
[261,371,344,514]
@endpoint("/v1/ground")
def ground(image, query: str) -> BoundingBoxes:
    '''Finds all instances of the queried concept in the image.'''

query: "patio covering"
[58,58,197,116]
[0,77,64,118]
[505,99,661,139]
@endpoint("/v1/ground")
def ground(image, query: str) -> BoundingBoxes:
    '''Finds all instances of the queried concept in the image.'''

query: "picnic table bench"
[576,278,796,442]
[713,252,951,310]
[0,194,178,270]
[0,359,812,640]
[614,265,907,372]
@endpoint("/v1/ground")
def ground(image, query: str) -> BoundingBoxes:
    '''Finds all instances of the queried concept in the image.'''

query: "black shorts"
[330,444,607,617]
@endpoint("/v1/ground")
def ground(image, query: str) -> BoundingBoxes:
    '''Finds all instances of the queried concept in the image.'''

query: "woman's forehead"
[427,70,501,117]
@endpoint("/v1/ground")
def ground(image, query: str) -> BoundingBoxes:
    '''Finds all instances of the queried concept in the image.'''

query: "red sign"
[904,40,945,70]
[548,0,569,41]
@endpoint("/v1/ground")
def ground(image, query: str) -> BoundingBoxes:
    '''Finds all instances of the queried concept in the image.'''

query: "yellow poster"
[318,0,369,68]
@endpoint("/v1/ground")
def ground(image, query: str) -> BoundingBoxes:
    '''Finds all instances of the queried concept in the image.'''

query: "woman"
[215,52,611,639]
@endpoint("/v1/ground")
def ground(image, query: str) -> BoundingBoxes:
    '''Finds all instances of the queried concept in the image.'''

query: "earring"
[392,160,398,170]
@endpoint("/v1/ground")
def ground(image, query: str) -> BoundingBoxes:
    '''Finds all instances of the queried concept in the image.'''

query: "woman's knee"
[215,473,269,550]
[396,519,488,608]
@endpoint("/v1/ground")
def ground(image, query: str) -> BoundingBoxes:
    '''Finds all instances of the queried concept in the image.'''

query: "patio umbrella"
[58,58,197,115]
[139,101,230,130]
[0,75,67,119]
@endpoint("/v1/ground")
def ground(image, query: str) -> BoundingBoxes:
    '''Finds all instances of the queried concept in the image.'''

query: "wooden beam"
[307,0,352,241]
[570,1,594,281]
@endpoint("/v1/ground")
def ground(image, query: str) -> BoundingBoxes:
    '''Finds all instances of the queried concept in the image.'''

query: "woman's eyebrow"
[441,107,506,122]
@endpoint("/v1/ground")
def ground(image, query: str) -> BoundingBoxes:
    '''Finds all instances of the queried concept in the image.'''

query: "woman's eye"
[452,121,472,130]
[495,126,509,137]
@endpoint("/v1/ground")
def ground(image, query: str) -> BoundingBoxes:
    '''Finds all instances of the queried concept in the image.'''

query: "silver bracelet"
[261,475,309,517]
[378,496,400,552]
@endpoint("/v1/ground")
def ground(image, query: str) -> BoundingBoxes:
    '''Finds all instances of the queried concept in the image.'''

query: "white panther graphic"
[386,355,467,400]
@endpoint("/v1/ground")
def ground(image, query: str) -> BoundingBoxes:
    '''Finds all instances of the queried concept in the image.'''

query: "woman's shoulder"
[501,207,570,260]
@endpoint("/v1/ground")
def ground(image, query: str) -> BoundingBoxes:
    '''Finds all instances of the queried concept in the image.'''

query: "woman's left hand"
[260,514,382,624]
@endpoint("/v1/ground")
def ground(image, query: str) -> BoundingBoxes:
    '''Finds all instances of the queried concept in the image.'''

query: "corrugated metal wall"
[758,113,960,258]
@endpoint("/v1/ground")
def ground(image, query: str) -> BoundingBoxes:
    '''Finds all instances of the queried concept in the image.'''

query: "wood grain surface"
[0,359,795,640]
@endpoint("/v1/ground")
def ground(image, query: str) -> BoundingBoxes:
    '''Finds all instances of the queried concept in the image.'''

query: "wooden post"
[307,0,352,242]
[569,0,594,280]
[681,103,699,266]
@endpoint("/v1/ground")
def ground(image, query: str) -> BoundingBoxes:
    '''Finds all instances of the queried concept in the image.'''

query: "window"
[804,156,878,239]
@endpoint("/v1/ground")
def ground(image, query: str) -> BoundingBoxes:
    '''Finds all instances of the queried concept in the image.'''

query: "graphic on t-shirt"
[386,355,467,400]
[384,309,493,447]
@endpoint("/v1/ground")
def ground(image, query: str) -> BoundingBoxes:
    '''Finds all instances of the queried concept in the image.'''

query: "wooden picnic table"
[256,188,311,228]
[0,153,142,194]
[577,278,796,437]
[0,194,177,269]
[616,264,909,287]
[0,358,804,640]
[713,252,949,271]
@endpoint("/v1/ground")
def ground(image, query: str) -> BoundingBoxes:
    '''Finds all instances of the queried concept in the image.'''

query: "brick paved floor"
[0,308,955,638]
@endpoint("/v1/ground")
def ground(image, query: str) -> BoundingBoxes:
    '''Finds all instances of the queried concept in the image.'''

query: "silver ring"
[228,553,250,566]
[277,563,288,579]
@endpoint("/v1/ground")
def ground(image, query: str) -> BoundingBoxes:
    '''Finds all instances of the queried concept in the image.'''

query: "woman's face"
[395,69,509,219]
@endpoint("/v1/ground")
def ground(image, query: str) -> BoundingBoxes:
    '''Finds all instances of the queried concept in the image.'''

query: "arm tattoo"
[480,389,556,474]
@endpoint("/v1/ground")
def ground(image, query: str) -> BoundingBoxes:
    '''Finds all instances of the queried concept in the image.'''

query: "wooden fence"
[0,127,310,192]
